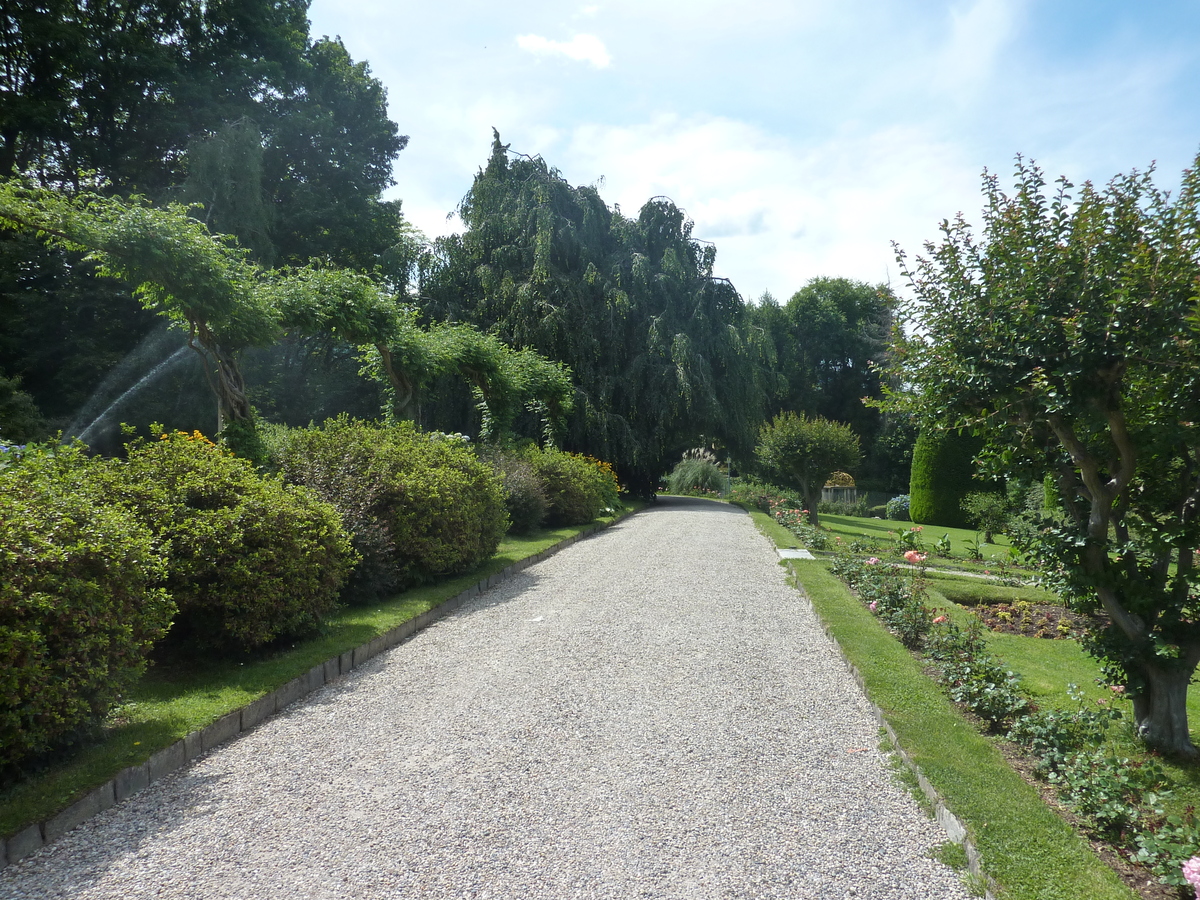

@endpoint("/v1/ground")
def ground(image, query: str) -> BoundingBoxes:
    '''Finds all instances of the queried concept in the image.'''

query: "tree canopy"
[0,182,572,446]
[0,1,408,431]
[755,411,861,526]
[889,153,1200,756]
[423,132,762,494]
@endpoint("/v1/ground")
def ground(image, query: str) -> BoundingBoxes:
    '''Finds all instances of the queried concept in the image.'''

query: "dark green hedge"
[268,418,509,599]
[525,446,620,526]
[104,431,356,653]
[908,427,982,529]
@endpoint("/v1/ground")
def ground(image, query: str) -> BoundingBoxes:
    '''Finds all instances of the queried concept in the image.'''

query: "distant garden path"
[1,497,970,899]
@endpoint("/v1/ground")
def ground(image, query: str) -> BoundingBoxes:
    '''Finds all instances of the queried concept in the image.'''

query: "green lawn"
[820,513,1018,567]
[742,505,1137,899]
[0,508,640,839]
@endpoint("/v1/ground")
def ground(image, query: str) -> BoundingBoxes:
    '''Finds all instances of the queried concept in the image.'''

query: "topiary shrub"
[104,430,356,654]
[269,417,509,598]
[908,428,982,528]
[524,446,619,526]
[480,449,548,534]
[0,442,174,769]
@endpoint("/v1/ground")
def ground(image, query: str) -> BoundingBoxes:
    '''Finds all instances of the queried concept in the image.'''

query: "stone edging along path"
[778,551,998,900]
[0,508,640,871]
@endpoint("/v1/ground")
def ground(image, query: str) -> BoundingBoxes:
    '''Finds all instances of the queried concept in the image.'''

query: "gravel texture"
[1,497,973,899]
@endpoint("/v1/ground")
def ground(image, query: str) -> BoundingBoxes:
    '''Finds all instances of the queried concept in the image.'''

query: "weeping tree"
[890,153,1200,757]
[424,131,763,494]
[0,182,276,434]
[0,182,573,446]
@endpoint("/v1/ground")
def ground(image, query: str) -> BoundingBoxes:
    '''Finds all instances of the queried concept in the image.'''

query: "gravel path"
[1,497,973,900]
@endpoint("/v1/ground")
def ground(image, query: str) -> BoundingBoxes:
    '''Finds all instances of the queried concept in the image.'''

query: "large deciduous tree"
[424,132,762,494]
[746,278,898,489]
[891,154,1200,757]
[755,412,861,526]
[0,3,408,429]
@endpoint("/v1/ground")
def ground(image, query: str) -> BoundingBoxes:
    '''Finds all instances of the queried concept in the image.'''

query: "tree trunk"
[1130,661,1200,759]
[189,326,250,433]
[375,344,416,421]
[802,481,820,527]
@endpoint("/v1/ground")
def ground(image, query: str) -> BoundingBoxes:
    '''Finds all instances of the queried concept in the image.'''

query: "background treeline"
[0,0,913,493]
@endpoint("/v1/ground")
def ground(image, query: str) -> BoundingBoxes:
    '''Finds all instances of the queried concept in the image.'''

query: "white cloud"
[516,33,611,68]
[558,114,982,301]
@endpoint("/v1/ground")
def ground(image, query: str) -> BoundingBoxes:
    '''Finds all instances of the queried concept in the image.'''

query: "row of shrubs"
[826,551,1200,892]
[0,420,619,770]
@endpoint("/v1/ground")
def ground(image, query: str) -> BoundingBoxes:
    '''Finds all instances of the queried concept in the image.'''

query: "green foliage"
[885,493,911,521]
[0,370,46,442]
[480,449,548,535]
[268,417,509,599]
[961,491,1010,543]
[726,477,787,513]
[0,442,174,769]
[425,133,761,495]
[756,411,861,525]
[524,445,619,526]
[890,152,1200,756]
[909,427,981,528]
[1132,810,1200,888]
[830,555,932,649]
[104,430,355,653]
[665,456,726,495]
[926,619,1032,729]
[748,278,900,488]
[1008,687,1122,779]
[1050,751,1169,837]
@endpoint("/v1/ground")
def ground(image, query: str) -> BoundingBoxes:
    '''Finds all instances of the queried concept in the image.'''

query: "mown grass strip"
[741,507,1134,900]
[0,505,641,838]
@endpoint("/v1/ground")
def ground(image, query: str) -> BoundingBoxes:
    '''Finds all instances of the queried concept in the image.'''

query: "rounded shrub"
[885,494,911,521]
[270,417,509,598]
[481,450,548,534]
[908,428,981,528]
[0,443,174,769]
[107,430,356,654]
[525,446,619,526]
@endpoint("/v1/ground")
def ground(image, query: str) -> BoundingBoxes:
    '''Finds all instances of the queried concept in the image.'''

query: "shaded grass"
[742,507,1135,899]
[0,508,640,838]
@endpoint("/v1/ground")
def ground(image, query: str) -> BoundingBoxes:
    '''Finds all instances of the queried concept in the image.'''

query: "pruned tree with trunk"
[889,153,1200,757]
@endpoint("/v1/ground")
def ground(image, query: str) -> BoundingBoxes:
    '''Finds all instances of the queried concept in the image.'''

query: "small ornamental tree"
[890,153,1200,757]
[755,412,861,526]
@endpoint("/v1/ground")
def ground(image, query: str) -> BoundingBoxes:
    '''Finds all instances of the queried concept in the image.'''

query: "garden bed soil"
[967,601,1096,641]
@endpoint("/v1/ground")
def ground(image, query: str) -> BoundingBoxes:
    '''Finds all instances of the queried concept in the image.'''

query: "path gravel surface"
[1,497,973,899]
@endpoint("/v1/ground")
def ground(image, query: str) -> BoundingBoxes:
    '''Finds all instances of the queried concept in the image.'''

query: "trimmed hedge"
[909,427,981,529]
[525,446,620,526]
[481,449,548,534]
[268,418,509,599]
[0,444,174,769]
[105,431,356,653]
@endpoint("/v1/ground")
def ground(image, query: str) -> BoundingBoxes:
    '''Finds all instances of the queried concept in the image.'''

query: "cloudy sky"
[308,0,1200,303]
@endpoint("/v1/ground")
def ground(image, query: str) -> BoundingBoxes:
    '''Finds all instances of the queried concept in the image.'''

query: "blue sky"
[308,0,1200,302]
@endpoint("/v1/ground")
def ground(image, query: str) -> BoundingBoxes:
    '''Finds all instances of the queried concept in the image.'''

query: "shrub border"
[0,507,640,869]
